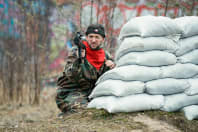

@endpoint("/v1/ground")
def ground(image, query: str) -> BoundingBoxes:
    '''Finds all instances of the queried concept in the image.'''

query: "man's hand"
[81,49,86,58]
[73,32,83,45]
[76,49,86,58]
[105,60,115,69]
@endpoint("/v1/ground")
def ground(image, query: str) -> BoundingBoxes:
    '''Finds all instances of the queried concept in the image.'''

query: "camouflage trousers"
[55,89,89,113]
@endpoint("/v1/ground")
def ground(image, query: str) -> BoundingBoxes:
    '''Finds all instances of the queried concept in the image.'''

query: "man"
[55,24,115,116]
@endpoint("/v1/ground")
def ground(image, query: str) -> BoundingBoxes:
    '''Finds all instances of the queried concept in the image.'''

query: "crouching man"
[55,24,115,117]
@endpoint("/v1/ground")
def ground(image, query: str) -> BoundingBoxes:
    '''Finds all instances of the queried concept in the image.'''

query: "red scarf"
[83,41,105,70]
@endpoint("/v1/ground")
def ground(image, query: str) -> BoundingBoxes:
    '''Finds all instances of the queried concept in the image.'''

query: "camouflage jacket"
[57,46,113,95]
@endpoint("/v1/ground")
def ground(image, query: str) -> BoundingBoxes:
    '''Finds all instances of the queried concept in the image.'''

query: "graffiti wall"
[1,0,198,84]
[48,5,76,71]
[78,0,198,35]
[48,0,198,75]
[0,0,20,38]
[0,0,48,39]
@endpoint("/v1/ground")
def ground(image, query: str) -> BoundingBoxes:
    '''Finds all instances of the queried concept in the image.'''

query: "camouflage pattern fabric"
[55,48,112,113]
[56,89,89,112]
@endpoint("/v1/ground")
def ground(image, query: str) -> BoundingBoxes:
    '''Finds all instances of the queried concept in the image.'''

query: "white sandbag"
[115,37,178,60]
[96,65,162,84]
[177,49,198,64]
[174,16,198,38]
[145,78,190,95]
[182,105,198,120]
[175,35,198,56]
[116,51,177,67]
[161,93,198,112]
[88,94,164,113]
[161,63,198,79]
[193,74,198,78]
[119,16,181,39]
[89,80,145,98]
[185,78,198,96]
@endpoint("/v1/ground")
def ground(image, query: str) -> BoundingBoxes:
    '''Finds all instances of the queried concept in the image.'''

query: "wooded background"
[0,0,197,105]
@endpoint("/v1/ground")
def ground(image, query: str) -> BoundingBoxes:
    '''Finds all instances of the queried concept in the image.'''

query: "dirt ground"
[0,87,198,132]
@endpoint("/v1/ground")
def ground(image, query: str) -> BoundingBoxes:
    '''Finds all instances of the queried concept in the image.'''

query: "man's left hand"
[105,60,115,69]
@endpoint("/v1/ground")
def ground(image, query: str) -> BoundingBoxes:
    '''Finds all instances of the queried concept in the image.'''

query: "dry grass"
[0,87,197,132]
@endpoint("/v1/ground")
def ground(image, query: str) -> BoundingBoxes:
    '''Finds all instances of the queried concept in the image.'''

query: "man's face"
[86,33,104,49]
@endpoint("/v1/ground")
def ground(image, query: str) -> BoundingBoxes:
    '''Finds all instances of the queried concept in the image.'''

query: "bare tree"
[0,0,53,105]
[190,0,195,15]
[97,0,102,24]
[164,0,169,16]
[90,0,94,25]
[104,0,117,55]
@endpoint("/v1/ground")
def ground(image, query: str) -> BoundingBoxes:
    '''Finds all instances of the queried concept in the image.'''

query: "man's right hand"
[73,35,80,45]
[81,49,86,58]
[73,32,83,45]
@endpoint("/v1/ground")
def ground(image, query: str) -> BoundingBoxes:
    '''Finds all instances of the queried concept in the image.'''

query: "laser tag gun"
[73,32,86,63]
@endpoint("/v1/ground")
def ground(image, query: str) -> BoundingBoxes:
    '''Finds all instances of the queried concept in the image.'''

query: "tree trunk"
[164,0,169,16]
[190,0,195,15]
[90,0,94,25]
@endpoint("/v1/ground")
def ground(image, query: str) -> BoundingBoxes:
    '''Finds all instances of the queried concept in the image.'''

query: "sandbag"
[174,16,198,38]
[175,35,198,56]
[177,49,198,64]
[96,65,162,84]
[161,63,198,79]
[115,37,178,60]
[119,16,181,39]
[116,51,176,67]
[161,93,198,112]
[88,94,164,113]
[146,78,190,95]
[182,105,198,120]
[185,78,198,96]
[89,80,145,98]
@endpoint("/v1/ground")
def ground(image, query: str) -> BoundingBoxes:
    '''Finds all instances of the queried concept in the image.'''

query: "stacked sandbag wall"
[88,16,198,120]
